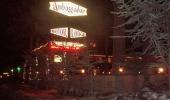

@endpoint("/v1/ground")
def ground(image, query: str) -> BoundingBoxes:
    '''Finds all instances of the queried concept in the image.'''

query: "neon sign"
[54,41,85,48]
[50,27,68,38]
[70,28,86,38]
[49,1,87,16]
[50,41,85,52]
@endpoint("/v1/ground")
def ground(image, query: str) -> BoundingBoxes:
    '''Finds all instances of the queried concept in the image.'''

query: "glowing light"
[75,47,80,50]
[16,66,21,73]
[54,41,85,47]
[3,72,9,75]
[108,58,112,63]
[93,70,97,76]
[92,43,96,48]
[54,55,62,63]
[50,27,68,38]
[118,67,124,73]
[51,45,59,49]
[0,76,2,78]
[35,71,39,74]
[138,57,142,60]
[70,28,86,38]
[81,69,85,74]
[38,78,41,80]
[49,1,87,16]
[32,43,48,52]
[10,69,14,73]
[50,41,85,52]
[126,56,134,59]
[158,67,164,74]
[60,70,64,74]
[108,72,111,75]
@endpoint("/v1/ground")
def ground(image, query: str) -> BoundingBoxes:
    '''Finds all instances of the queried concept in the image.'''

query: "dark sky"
[0,0,114,67]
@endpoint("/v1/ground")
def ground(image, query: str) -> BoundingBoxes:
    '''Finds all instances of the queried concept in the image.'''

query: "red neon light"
[65,46,69,49]
[50,42,82,52]
[51,46,81,52]
[51,45,59,49]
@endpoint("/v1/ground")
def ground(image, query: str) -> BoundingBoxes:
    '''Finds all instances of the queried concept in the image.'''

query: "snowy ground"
[0,83,170,100]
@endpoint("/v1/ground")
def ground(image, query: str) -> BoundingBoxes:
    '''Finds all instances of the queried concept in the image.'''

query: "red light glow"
[50,41,84,52]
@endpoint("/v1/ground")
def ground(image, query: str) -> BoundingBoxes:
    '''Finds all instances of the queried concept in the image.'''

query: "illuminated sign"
[50,27,68,38]
[49,1,87,16]
[50,41,85,52]
[70,28,86,38]
[54,55,62,63]
[50,28,86,38]
[54,41,85,48]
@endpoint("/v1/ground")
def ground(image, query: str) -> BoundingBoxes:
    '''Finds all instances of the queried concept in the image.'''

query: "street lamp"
[11,69,14,73]
[118,67,124,73]
[81,69,85,74]
[60,70,64,74]
[158,67,164,74]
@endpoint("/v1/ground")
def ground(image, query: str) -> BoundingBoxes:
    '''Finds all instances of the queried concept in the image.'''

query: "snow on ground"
[1,83,170,100]
[16,86,170,100]
[96,87,170,100]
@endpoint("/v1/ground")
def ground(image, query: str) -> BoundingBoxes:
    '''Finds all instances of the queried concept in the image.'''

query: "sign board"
[70,28,86,38]
[54,41,85,48]
[50,27,68,38]
[54,55,62,63]
[50,28,86,38]
[49,1,87,16]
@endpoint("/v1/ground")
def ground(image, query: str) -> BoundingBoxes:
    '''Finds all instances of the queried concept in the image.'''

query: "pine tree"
[111,0,170,65]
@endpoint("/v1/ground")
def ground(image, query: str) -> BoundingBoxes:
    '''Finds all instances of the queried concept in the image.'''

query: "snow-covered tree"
[111,0,170,65]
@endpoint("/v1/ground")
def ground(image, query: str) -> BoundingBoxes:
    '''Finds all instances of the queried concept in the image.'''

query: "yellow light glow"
[54,55,62,63]
[70,28,86,38]
[60,70,64,74]
[49,1,87,16]
[158,67,164,74]
[50,27,68,38]
[118,67,124,73]
[81,69,85,74]
[93,70,97,76]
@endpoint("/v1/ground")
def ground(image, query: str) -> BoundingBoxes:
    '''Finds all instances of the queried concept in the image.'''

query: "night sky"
[1,0,114,68]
